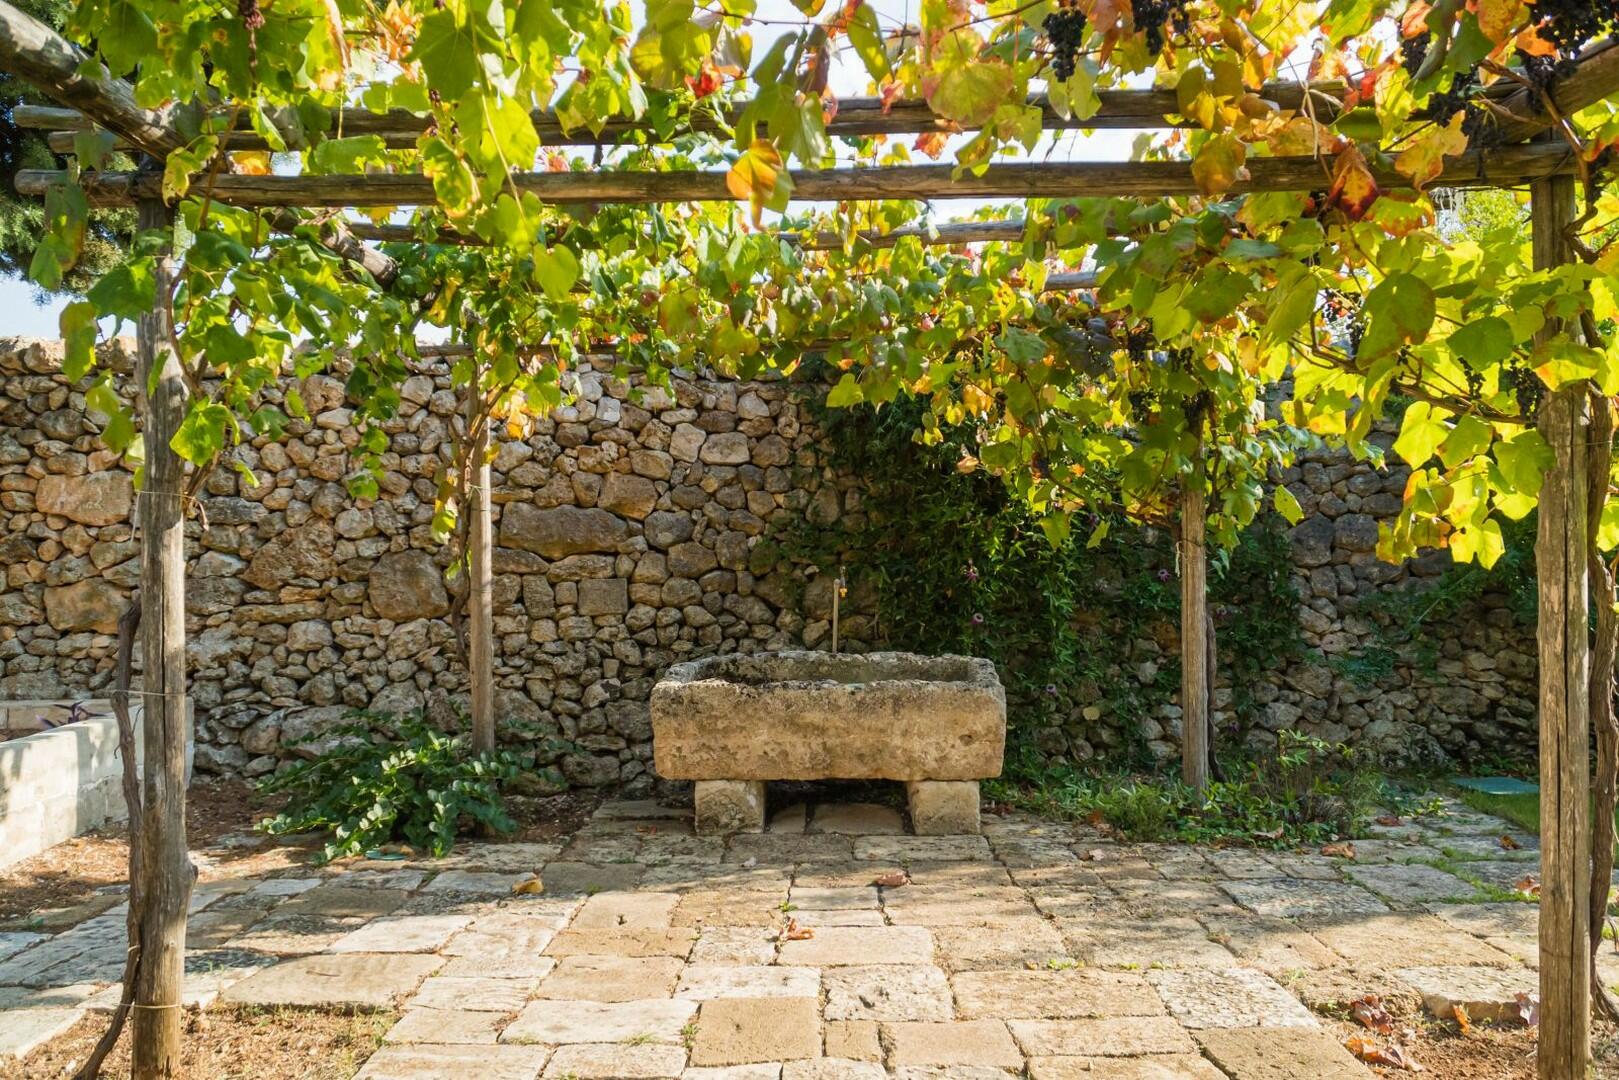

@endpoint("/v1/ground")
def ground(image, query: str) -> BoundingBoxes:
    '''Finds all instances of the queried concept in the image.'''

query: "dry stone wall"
[0,337,1536,782]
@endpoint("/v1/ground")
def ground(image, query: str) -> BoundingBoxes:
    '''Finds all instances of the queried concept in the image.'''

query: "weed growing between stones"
[255,709,519,862]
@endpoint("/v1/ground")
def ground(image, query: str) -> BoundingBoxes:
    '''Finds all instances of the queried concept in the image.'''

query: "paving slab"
[409,975,536,1012]
[807,803,905,835]
[501,998,697,1044]
[1194,1027,1374,1079]
[727,835,854,865]
[595,799,694,822]
[1396,964,1540,1023]
[1108,879,1244,919]
[689,996,822,1066]
[780,1062,886,1080]
[951,969,1164,1019]
[825,1019,881,1060]
[1431,833,1539,862]
[1145,967,1319,1029]
[535,861,646,896]
[682,1066,783,1080]
[383,1007,506,1044]
[790,909,886,927]
[777,925,933,966]
[0,933,48,964]
[890,1068,1022,1079]
[276,886,410,919]
[787,886,879,910]
[1060,916,1236,969]
[931,918,1072,973]
[352,1042,552,1080]
[1429,902,1538,939]
[574,890,681,929]
[853,836,993,862]
[1307,913,1514,966]
[822,964,953,1021]
[672,892,789,929]
[535,954,683,1001]
[1200,915,1340,973]
[1343,863,1484,906]
[676,964,820,999]
[884,1019,1023,1068]
[0,1002,85,1059]
[690,928,778,966]
[543,1043,689,1078]
[1219,878,1389,919]
[330,914,472,953]
[1007,1017,1198,1057]
[1027,1056,1228,1079]
[220,952,442,1008]
[546,928,697,957]
[422,870,529,895]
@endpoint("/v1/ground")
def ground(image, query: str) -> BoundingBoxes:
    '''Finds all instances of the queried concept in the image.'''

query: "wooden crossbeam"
[345,218,1030,249]
[14,143,1577,209]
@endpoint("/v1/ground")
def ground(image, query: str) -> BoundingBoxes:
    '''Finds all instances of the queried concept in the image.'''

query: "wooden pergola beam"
[14,143,1578,209]
[345,217,1030,250]
[0,0,398,286]
[1493,40,1619,145]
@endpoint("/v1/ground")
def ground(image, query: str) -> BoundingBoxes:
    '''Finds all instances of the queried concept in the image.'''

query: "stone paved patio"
[0,795,1578,1077]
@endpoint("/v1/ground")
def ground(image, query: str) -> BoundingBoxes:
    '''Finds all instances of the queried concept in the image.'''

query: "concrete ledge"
[0,700,193,870]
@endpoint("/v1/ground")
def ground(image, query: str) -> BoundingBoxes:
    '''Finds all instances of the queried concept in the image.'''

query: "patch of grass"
[1453,788,1542,833]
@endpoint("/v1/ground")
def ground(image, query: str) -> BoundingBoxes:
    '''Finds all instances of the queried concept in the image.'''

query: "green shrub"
[987,732,1386,847]
[256,710,519,862]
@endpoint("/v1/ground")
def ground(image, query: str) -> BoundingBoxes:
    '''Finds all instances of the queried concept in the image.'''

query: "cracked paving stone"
[407,975,536,1012]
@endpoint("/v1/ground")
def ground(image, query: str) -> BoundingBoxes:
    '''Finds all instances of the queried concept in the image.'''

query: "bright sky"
[0,0,1154,340]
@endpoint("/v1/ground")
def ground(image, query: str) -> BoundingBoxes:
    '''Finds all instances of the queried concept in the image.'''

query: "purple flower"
[1045,684,1058,695]
[964,564,980,583]
[1157,569,1171,583]
[970,613,985,626]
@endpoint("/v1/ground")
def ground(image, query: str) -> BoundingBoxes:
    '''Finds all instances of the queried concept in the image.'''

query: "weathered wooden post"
[1532,171,1592,1080]
[132,196,192,1079]
[1180,468,1209,790]
[466,375,495,754]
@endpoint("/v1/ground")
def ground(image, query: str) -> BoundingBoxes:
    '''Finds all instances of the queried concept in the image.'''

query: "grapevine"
[1042,6,1088,82]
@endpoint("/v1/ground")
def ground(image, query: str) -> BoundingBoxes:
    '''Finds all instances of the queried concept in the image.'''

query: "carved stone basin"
[651,650,1006,834]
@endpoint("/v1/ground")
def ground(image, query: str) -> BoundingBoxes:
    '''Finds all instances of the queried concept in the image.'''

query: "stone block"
[906,781,981,835]
[695,780,767,835]
[220,953,442,1008]
[1194,1027,1372,1080]
[501,998,696,1044]
[885,1020,1023,1069]
[355,1044,551,1080]
[653,652,1005,782]
[690,996,822,1066]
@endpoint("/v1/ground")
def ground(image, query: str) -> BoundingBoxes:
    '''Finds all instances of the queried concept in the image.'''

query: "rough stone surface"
[1145,968,1319,1029]
[907,781,981,835]
[653,652,1006,782]
[695,781,767,835]
[689,996,822,1066]
[886,1020,1023,1068]
[367,551,451,621]
[1396,964,1540,1024]
[218,953,442,1008]
[354,1044,553,1080]
[1194,1027,1374,1079]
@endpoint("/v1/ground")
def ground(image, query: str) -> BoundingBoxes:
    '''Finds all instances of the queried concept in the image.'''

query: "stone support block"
[694,780,767,835]
[907,780,981,835]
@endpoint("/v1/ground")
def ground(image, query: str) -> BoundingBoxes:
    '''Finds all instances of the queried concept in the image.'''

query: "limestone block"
[907,781,982,835]
[653,652,1005,782]
[695,780,767,835]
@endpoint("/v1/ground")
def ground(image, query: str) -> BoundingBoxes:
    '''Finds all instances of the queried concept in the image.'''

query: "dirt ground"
[17,1005,397,1080]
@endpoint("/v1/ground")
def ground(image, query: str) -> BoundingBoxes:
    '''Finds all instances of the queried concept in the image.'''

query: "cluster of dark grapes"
[1126,389,1159,422]
[1130,0,1191,55]
[1181,388,1213,427]
[1399,33,1429,77]
[1461,358,1485,400]
[1534,0,1619,56]
[1042,6,1089,83]
[1502,362,1544,420]
[1125,325,1155,363]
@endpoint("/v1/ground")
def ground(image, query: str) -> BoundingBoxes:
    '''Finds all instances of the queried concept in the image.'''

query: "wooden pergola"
[1,3,1616,1077]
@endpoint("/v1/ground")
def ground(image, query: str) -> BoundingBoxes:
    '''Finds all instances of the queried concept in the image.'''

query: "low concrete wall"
[0,700,192,869]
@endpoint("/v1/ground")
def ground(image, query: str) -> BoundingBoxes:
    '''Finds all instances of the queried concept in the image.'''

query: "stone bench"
[650,651,1006,834]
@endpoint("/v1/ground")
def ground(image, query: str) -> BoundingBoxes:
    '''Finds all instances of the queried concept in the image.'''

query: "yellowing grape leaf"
[927,60,1015,128]
[1191,134,1249,196]
[1396,113,1468,190]
[1326,145,1379,221]
[1478,0,1526,43]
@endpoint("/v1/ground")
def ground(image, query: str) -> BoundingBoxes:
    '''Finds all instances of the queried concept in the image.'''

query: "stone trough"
[650,651,1006,834]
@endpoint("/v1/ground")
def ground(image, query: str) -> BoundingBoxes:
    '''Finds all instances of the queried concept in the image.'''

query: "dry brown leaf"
[1516,991,1540,1027]
[1344,1035,1423,1071]
[1499,834,1521,850]
[1515,874,1541,898]
[1351,994,1394,1035]
[511,875,544,895]
[872,871,910,888]
[781,917,815,941]
[1080,848,1108,862]
[1452,1003,1472,1035]
[1376,814,1404,827]
[1322,841,1357,860]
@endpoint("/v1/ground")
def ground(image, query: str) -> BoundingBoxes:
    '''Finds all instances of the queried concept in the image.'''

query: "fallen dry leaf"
[1499,834,1521,850]
[1351,994,1394,1035]
[1322,841,1357,860]
[1515,874,1541,898]
[511,875,544,896]
[1079,848,1108,862]
[1453,1003,1472,1035]
[1344,1035,1423,1071]
[872,871,910,888]
[1516,991,1540,1028]
[1376,814,1403,827]
[636,825,660,836]
[781,917,814,941]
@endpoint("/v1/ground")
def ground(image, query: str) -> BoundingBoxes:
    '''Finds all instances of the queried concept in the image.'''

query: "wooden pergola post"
[1180,469,1210,790]
[1532,171,1592,1080]
[466,375,495,754]
[131,196,192,1079]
